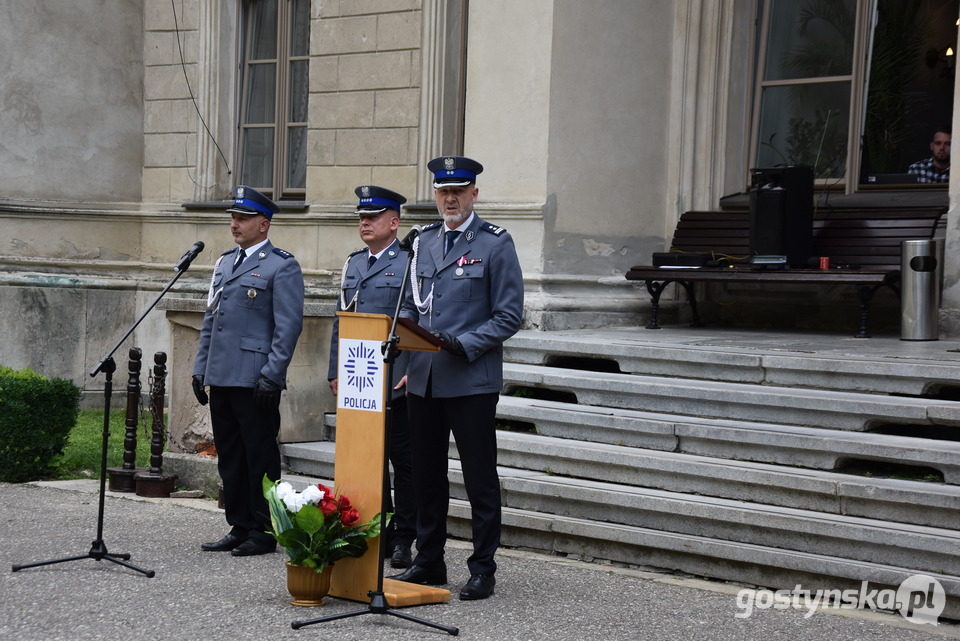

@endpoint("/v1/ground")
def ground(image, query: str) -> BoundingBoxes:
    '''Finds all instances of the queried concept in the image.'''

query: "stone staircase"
[282,328,960,618]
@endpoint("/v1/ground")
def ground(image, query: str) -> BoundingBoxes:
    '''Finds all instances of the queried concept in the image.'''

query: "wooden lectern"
[328,312,449,606]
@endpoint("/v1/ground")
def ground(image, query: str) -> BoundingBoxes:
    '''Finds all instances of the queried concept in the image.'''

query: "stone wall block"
[336,51,413,91]
[144,65,195,102]
[336,128,409,166]
[337,0,420,16]
[316,15,378,56]
[144,133,196,168]
[374,88,420,128]
[376,10,421,51]
[308,129,337,167]
[144,99,197,134]
[144,30,196,67]
[310,56,340,93]
[310,92,376,129]
[307,166,373,202]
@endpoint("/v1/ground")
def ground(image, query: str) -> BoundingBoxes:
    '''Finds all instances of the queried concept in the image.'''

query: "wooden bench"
[625,208,945,337]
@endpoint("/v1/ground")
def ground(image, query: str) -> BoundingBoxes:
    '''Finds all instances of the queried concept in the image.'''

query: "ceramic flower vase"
[285,562,333,606]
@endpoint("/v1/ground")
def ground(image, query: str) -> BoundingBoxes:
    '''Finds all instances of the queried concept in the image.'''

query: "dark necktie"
[367,254,377,270]
[232,248,246,273]
[444,230,461,257]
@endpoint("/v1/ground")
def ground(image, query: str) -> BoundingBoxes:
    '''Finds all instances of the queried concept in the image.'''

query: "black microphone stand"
[12,250,202,577]
[292,234,458,635]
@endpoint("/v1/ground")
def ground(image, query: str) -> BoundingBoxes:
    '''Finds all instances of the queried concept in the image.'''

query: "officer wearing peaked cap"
[390,156,524,600]
[327,185,419,568]
[227,184,281,218]
[426,155,484,187]
[192,185,304,557]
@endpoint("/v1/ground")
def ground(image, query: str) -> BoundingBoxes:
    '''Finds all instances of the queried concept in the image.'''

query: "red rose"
[338,494,352,511]
[319,495,338,516]
[340,507,360,526]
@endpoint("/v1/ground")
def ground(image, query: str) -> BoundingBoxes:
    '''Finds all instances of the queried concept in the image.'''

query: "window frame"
[746,0,927,195]
[236,0,309,202]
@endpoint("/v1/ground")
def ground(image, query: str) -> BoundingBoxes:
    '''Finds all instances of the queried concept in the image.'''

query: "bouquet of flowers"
[262,475,383,572]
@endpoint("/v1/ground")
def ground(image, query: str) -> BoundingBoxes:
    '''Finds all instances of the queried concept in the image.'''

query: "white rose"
[282,492,306,513]
[301,485,322,505]
[276,481,294,500]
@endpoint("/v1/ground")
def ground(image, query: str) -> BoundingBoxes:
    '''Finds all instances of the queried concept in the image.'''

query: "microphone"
[174,241,205,272]
[398,225,423,250]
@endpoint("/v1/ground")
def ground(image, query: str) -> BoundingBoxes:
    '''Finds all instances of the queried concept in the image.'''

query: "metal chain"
[139,371,149,439]
[146,367,167,445]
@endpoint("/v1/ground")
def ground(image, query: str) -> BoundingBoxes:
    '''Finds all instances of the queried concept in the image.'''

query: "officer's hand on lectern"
[432,330,467,359]
[192,375,209,406]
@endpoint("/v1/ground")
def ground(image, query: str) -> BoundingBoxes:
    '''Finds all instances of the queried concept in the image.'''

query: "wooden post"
[149,352,167,474]
[107,347,143,492]
[135,352,177,498]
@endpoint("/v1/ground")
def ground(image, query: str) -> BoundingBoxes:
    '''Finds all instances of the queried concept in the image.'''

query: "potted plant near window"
[263,476,383,606]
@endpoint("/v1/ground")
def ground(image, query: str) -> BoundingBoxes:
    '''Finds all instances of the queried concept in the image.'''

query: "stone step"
[505,329,960,396]
[278,328,960,619]
[281,441,960,616]
[496,472,960,576]
[455,502,960,619]
[281,436,960,531]
[502,362,960,431]
[495,395,960,483]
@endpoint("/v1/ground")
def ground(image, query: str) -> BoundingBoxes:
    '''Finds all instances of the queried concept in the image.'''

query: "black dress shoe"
[201,533,246,552]
[459,574,495,600]
[390,544,413,569]
[388,563,447,585]
[230,538,277,557]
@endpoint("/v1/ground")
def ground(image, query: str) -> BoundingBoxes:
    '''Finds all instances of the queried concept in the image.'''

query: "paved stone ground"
[1,481,958,641]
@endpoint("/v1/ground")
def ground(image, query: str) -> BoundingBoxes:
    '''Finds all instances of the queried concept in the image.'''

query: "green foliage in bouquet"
[263,475,384,572]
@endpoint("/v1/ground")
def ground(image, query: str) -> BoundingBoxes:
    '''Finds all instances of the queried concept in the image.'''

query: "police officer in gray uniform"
[391,157,524,600]
[192,186,305,557]
[327,185,417,568]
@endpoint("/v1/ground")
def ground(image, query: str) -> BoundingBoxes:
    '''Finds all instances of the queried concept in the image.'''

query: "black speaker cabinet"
[749,165,813,267]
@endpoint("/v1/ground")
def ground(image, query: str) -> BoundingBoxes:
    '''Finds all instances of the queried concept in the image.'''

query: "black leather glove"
[192,375,208,406]
[253,375,282,409]
[432,330,467,359]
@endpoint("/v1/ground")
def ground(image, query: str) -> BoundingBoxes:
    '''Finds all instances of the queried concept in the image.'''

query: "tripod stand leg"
[12,540,155,577]
[383,608,459,635]
[12,555,92,572]
[11,358,154,578]
[88,539,155,577]
[291,608,370,629]
[99,555,156,578]
[291,591,459,635]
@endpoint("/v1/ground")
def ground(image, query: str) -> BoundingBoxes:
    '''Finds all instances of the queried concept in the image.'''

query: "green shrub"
[0,366,82,482]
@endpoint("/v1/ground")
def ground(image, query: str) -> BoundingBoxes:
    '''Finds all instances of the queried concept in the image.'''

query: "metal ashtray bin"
[900,238,943,341]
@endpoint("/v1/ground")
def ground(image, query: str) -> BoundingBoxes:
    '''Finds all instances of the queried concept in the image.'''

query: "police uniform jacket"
[193,241,305,388]
[400,215,523,398]
[328,238,410,399]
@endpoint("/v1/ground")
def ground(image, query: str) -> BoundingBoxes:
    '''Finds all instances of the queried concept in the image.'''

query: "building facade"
[1,0,957,443]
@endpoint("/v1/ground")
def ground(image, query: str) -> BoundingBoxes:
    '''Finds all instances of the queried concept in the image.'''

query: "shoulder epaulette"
[422,221,442,231]
[481,222,507,236]
[348,247,367,257]
[220,249,234,257]
[273,248,294,259]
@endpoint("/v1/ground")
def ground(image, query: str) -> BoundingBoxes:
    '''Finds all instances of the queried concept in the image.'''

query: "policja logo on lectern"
[338,339,384,411]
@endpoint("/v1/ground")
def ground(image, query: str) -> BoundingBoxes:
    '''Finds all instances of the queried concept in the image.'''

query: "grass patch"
[51,409,155,480]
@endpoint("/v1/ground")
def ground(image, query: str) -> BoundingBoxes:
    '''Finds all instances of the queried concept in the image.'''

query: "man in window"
[908,126,951,184]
